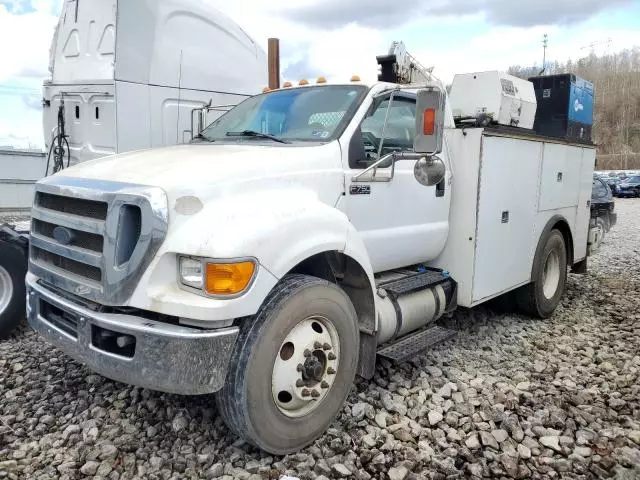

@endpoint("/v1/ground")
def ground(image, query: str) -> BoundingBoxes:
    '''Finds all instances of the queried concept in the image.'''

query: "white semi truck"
[0,0,267,336]
[26,46,597,453]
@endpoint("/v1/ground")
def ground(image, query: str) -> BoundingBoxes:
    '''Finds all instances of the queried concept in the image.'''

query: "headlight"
[179,257,204,289]
[178,256,256,296]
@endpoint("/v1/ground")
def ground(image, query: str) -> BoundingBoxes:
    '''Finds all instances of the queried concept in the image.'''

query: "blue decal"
[568,77,594,125]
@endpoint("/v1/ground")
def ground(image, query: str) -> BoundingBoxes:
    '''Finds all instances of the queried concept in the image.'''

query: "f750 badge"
[350,185,371,195]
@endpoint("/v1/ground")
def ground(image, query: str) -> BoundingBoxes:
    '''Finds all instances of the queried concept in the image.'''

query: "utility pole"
[540,34,548,75]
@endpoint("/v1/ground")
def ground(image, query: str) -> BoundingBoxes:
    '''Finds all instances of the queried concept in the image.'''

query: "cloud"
[279,0,632,29]
[434,0,634,27]
[22,94,42,110]
[0,4,58,82]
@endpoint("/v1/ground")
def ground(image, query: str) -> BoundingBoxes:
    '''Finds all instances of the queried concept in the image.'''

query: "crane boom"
[377,41,441,87]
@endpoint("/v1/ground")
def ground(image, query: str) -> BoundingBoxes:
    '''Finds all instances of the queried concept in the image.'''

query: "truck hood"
[54,142,343,201]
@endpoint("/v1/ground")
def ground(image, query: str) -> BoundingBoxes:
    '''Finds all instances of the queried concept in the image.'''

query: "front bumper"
[26,274,239,395]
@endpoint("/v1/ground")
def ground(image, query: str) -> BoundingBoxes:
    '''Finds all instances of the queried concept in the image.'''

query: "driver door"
[342,92,451,272]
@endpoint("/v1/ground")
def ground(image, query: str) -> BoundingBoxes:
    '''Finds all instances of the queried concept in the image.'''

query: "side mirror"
[414,155,446,187]
[414,87,445,155]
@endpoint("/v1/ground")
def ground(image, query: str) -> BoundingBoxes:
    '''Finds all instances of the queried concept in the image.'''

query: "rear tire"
[216,274,359,454]
[0,240,27,339]
[589,218,606,254]
[516,230,567,319]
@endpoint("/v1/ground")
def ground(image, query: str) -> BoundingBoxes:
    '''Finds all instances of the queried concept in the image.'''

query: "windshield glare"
[201,85,367,143]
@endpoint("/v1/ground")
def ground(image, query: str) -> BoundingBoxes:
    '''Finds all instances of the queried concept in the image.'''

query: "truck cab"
[27,77,595,454]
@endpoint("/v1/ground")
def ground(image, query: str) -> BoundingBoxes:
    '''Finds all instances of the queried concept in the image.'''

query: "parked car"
[589,176,617,253]
[597,174,621,196]
[617,175,640,198]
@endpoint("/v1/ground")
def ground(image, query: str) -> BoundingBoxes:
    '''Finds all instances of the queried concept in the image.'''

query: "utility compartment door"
[538,143,582,211]
[573,147,596,261]
[472,135,541,302]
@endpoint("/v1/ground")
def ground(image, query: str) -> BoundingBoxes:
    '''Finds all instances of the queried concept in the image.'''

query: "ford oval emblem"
[53,226,75,245]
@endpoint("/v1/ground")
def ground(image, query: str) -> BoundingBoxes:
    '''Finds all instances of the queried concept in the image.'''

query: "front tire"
[516,230,567,319]
[0,240,27,339]
[216,274,359,454]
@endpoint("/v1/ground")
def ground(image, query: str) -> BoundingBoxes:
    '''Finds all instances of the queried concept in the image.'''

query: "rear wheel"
[589,218,606,254]
[0,241,27,339]
[216,274,359,454]
[516,230,567,319]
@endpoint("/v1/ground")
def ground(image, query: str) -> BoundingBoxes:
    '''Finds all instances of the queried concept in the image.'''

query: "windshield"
[200,85,368,143]
[624,176,640,183]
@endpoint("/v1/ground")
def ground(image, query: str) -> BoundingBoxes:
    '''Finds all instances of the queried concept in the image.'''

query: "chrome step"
[377,325,457,363]
[378,269,450,296]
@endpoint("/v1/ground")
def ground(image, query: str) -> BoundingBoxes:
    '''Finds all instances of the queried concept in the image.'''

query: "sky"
[0,0,639,150]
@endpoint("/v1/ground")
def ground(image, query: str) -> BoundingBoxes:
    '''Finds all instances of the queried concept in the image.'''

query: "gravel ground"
[1,200,639,480]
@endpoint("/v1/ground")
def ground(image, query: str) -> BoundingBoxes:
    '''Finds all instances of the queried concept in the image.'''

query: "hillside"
[508,48,640,170]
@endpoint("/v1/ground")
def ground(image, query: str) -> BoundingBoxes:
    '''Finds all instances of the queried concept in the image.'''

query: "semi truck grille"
[29,179,168,305]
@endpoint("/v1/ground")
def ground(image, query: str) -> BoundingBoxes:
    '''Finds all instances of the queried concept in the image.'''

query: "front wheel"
[216,274,359,454]
[0,240,27,339]
[516,229,567,319]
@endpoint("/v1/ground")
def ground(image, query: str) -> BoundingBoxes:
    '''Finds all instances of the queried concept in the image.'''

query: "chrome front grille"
[29,177,168,305]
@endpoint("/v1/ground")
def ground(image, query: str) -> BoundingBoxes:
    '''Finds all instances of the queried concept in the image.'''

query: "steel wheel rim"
[0,265,13,316]
[272,315,340,418]
[593,222,604,250]
[542,250,561,300]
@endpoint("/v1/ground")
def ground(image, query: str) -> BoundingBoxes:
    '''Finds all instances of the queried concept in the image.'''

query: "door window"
[351,95,416,168]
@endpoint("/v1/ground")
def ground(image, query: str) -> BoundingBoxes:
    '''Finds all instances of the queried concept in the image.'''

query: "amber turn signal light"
[205,261,256,295]
[423,108,435,135]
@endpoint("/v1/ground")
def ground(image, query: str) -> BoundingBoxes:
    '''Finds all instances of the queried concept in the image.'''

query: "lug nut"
[311,390,320,398]
[296,379,305,388]
[296,363,304,372]
[314,341,322,349]
[323,343,331,350]
[327,367,336,375]
[301,389,311,397]
[328,353,336,360]
[321,381,330,389]
[303,349,311,357]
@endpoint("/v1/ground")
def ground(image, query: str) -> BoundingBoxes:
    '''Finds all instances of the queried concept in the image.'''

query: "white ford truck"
[27,73,596,454]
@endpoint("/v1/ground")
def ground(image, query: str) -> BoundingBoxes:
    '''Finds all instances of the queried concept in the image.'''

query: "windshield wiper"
[225,130,290,144]
[190,133,215,143]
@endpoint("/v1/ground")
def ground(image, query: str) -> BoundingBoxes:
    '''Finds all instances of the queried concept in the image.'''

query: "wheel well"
[289,252,375,332]
[289,251,377,379]
[530,216,575,283]
[552,220,574,265]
